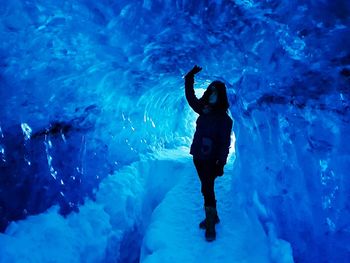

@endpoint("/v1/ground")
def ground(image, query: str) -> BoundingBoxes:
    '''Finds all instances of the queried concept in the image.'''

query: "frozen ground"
[140,149,293,263]
[0,148,186,263]
[0,148,294,263]
[141,152,271,263]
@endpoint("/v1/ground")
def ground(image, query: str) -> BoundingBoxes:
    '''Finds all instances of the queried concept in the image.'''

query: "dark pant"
[193,158,217,208]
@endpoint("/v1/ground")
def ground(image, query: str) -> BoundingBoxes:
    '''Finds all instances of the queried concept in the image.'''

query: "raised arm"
[184,65,203,114]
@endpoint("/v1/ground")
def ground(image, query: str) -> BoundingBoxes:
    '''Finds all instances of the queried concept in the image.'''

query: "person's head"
[200,81,229,111]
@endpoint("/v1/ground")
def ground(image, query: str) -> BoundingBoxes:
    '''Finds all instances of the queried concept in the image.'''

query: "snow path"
[140,150,271,263]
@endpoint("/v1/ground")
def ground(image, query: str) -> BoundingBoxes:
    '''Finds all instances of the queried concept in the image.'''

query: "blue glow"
[0,1,349,262]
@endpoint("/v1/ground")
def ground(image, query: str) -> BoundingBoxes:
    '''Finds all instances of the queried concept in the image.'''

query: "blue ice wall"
[0,0,349,262]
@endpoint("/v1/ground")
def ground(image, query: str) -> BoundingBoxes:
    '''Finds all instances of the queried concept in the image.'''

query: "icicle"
[21,123,32,140]
[44,135,58,180]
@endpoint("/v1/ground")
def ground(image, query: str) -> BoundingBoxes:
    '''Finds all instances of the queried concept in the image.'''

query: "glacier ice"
[0,0,349,262]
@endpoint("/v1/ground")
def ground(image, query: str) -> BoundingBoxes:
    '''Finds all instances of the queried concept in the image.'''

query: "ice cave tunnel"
[0,1,350,263]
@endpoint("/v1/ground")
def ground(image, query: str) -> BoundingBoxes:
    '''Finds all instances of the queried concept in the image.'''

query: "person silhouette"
[184,65,233,241]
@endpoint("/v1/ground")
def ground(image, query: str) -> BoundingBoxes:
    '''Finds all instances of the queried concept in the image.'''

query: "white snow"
[140,150,272,263]
[0,147,293,262]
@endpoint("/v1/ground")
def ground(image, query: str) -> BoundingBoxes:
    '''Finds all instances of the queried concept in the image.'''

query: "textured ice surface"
[140,152,274,263]
[1,0,350,262]
[0,149,189,262]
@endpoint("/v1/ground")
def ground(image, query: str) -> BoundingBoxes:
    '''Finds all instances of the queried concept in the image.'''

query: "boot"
[199,213,220,229]
[204,206,217,242]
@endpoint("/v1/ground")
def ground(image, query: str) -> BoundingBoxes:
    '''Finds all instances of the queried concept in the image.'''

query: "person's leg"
[193,158,219,235]
[205,164,216,208]
[193,158,207,202]
[193,159,216,207]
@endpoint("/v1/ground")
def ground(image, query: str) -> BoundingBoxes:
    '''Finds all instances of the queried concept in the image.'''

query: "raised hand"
[186,65,202,77]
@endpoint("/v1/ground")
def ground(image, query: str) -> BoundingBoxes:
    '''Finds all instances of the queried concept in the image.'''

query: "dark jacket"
[185,74,233,165]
